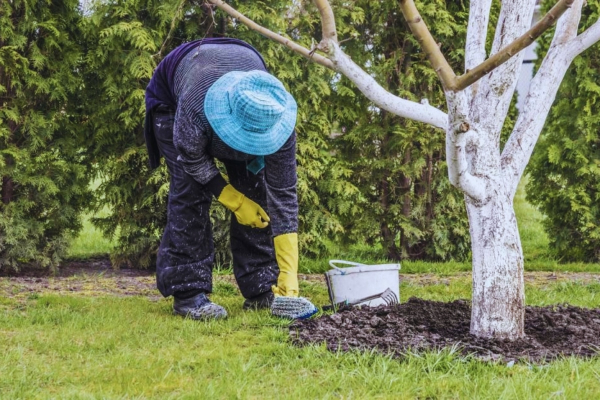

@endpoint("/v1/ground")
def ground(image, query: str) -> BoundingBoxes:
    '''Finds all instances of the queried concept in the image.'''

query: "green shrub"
[0,0,91,270]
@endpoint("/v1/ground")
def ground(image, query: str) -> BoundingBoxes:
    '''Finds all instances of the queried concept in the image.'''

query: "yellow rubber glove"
[218,184,270,228]
[271,233,299,297]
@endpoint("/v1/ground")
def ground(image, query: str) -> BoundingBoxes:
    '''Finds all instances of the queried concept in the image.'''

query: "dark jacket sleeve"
[265,133,299,236]
[144,107,161,169]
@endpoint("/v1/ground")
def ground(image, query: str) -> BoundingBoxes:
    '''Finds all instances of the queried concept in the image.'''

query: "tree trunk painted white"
[446,88,526,339]
[467,192,525,339]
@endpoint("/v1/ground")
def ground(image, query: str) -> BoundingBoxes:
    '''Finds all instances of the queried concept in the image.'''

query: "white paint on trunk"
[467,192,525,339]
[462,0,588,338]
[502,0,585,197]
[464,0,493,103]
[445,91,487,202]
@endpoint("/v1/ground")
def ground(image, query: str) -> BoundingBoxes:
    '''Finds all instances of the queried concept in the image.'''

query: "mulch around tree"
[290,297,600,363]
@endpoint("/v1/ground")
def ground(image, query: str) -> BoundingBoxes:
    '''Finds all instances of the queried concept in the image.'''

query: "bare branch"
[465,0,493,100]
[550,0,582,44]
[207,0,334,69]
[465,0,493,72]
[398,0,456,90]
[331,43,448,129]
[313,0,338,44]
[207,0,447,129]
[572,18,600,56]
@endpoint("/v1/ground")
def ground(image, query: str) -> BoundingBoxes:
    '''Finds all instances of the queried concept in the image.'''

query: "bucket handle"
[328,259,366,272]
[325,260,365,310]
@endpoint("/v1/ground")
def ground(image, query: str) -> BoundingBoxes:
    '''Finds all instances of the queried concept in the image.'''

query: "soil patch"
[291,297,600,363]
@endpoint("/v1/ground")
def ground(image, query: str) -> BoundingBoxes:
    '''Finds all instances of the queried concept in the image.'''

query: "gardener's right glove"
[271,233,299,297]
[270,232,318,319]
[218,184,270,228]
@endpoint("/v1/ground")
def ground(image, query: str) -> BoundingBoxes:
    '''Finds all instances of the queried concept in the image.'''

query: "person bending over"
[144,38,317,320]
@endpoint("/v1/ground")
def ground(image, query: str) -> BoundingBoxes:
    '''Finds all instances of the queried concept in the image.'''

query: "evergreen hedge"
[0,0,91,269]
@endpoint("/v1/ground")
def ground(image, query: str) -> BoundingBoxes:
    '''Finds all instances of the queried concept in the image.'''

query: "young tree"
[207,0,600,339]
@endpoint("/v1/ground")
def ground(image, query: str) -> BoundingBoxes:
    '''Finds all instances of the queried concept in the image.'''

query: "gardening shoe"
[243,291,275,310]
[271,296,318,319]
[173,293,227,321]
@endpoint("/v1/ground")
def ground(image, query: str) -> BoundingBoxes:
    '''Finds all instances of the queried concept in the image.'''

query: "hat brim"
[204,71,298,156]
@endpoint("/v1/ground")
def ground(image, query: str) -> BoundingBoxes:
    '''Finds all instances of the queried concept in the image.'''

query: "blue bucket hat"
[204,70,298,156]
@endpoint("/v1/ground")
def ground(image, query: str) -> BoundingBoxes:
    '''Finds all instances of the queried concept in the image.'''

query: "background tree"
[0,0,90,269]
[527,0,600,262]
[208,0,600,339]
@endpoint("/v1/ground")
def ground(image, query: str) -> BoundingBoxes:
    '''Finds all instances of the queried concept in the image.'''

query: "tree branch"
[207,0,447,129]
[399,0,574,91]
[207,0,334,69]
[464,0,493,101]
[501,0,585,197]
[313,0,338,44]
[330,43,448,129]
[572,18,600,56]
[465,0,493,72]
[398,0,456,90]
[456,0,575,90]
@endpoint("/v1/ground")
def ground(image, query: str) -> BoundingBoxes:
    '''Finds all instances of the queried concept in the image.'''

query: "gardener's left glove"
[271,232,299,297]
[217,184,270,229]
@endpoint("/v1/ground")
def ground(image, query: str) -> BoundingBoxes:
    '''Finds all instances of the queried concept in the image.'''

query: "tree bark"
[2,155,14,205]
[467,192,525,339]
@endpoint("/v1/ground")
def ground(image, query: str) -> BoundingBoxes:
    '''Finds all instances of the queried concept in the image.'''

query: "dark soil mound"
[290,297,600,363]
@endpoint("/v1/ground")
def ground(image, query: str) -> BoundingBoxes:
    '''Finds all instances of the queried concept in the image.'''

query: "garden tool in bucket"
[323,260,400,311]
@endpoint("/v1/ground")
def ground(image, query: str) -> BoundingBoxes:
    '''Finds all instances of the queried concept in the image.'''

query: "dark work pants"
[152,111,279,299]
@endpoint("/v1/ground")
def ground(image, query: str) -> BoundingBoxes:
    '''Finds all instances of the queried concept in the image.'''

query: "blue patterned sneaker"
[271,297,318,319]
[173,293,227,321]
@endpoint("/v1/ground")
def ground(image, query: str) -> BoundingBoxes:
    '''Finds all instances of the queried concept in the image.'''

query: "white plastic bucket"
[324,260,401,307]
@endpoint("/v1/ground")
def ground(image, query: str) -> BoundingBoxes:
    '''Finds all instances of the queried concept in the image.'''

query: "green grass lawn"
[32,176,599,398]
[3,278,600,399]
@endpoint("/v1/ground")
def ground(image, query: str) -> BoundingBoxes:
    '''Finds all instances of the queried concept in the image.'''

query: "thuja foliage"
[80,0,177,267]
[527,1,600,261]
[0,0,91,269]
